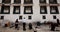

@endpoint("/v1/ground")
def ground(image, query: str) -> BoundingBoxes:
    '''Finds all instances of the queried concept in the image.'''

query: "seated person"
[29,23,32,30]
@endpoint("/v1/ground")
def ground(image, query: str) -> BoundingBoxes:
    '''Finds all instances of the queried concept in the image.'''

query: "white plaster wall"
[0,0,2,3]
[0,0,60,23]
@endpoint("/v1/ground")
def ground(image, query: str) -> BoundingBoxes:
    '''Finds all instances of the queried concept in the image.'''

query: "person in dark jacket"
[22,18,26,31]
[29,23,32,30]
[23,22,26,31]
[50,23,56,31]
[37,22,41,26]
[57,19,60,26]
[15,19,19,29]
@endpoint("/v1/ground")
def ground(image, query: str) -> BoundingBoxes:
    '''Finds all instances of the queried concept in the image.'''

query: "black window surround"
[13,6,20,14]
[1,5,10,14]
[42,15,46,19]
[50,6,59,14]
[24,0,33,4]
[40,0,46,3]
[14,0,21,4]
[53,15,56,19]
[2,0,11,3]
[19,16,22,19]
[0,16,4,19]
[49,0,57,4]
[24,6,33,14]
[28,16,32,19]
[40,6,47,14]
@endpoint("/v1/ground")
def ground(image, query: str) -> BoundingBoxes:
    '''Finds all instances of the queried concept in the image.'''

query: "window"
[2,0,11,3]
[40,0,46,3]
[40,6,47,14]
[1,5,10,14]
[19,16,22,19]
[28,16,32,19]
[24,6,33,14]
[42,16,46,19]
[13,6,20,14]
[50,6,59,14]
[14,0,21,3]
[49,0,57,4]
[24,0,33,4]
[0,16,4,19]
[53,16,56,19]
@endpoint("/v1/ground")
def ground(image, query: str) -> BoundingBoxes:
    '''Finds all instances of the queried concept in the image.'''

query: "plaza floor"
[0,25,60,32]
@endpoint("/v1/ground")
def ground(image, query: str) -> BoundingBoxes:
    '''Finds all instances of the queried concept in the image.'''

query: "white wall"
[0,0,60,23]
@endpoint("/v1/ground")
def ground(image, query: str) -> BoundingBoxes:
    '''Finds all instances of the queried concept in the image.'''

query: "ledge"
[23,4,33,6]
[49,4,59,6]
[12,4,21,6]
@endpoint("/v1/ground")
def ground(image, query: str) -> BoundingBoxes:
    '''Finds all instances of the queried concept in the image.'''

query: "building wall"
[0,0,60,23]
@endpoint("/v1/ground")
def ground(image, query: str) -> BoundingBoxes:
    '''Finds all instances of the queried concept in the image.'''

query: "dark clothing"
[15,19,19,29]
[37,22,41,26]
[5,24,7,27]
[29,23,32,30]
[34,31,37,32]
[57,19,59,24]
[15,24,18,28]
[50,23,56,31]
[23,22,26,31]
[57,19,60,26]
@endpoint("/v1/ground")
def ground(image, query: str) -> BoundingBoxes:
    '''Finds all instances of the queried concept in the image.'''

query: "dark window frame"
[28,16,32,19]
[14,0,21,4]
[24,0,33,4]
[40,6,47,14]
[49,0,57,4]
[0,16,4,20]
[24,6,33,14]
[42,15,46,19]
[13,6,20,14]
[19,16,22,19]
[50,6,59,14]
[1,5,10,14]
[39,0,46,3]
[53,15,56,19]
[2,0,11,3]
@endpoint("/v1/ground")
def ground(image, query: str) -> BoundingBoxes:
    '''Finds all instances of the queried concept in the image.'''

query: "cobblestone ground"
[0,25,60,32]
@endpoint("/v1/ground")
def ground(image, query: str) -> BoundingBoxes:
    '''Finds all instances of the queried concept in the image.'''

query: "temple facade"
[0,0,60,23]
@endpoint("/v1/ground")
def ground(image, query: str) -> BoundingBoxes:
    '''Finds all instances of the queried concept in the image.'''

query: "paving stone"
[0,25,60,32]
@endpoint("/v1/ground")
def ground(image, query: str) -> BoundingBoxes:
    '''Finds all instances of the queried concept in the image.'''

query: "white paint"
[0,0,60,23]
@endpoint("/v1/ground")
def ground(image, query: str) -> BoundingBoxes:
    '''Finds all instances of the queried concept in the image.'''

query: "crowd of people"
[2,18,60,32]
[15,19,33,31]
[14,19,37,32]
[14,19,60,32]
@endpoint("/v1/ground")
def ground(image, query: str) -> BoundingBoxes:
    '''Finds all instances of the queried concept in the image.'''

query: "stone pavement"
[0,25,60,32]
